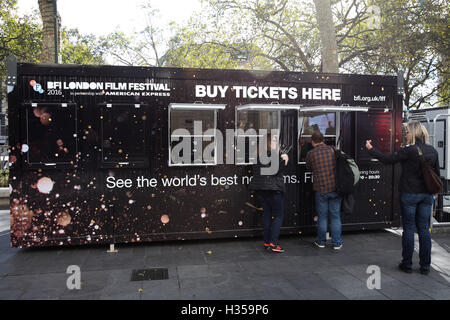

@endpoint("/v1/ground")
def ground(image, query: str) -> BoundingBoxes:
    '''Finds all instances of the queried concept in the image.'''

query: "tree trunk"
[38,0,59,63]
[313,0,339,73]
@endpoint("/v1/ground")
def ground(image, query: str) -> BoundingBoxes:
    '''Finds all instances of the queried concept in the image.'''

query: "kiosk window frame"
[99,103,149,169]
[297,105,370,164]
[168,103,225,167]
[23,102,78,169]
[235,104,300,165]
[297,111,339,164]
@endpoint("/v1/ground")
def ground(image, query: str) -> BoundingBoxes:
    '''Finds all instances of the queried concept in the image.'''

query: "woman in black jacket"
[366,121,439,274]
[249,134,289,253]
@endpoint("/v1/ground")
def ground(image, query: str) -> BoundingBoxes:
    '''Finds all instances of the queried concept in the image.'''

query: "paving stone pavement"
[0,229,449,300]
[0,210,8,233]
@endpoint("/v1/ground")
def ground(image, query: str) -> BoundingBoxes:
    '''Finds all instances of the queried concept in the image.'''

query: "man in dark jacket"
[306,131,343,250]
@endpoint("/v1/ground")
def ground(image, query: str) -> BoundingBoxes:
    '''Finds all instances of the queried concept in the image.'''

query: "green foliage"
[163,21,261,69]
[60,28,105,65]
[168,0,448,108]
[0,1,109,101]
[163,40,241,69]
[97,31,145,66]
[0,169,8,187]
[0,0,42,61]
[349,0,449,108]
[0,0,42,101]
[168,0,320,72]
[1,0,447,109]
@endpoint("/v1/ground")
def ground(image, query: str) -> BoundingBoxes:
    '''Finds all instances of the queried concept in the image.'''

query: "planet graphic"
[161,214,170,224]
[37,177,54,194]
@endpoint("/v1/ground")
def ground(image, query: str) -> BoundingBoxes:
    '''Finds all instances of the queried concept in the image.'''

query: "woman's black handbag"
[416,146,443,194]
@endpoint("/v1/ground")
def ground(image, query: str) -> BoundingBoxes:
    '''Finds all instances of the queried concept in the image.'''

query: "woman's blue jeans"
[256,191,284,245]
[400,192,433,271]
[315,191,343,247]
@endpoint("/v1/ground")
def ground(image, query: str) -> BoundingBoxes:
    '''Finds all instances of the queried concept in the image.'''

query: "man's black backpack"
[333,147,360,195]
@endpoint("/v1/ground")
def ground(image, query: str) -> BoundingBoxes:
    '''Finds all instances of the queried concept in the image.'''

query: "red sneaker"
[269,243,285,253]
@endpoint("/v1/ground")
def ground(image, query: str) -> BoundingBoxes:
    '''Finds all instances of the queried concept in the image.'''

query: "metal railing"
[404,112,450,228]
[430,113,450,227]
[432,186,450,228]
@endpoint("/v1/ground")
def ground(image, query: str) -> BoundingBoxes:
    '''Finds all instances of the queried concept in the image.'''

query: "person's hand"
[281,154,289,166]
[366,140,373,150]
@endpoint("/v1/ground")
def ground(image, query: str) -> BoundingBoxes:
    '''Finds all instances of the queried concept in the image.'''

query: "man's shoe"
[398,263,412,273]
[420,268,430,275]
[263,243,272,250]
[270,244,285,253]
[333,244,343,250]
[313,241,325,248]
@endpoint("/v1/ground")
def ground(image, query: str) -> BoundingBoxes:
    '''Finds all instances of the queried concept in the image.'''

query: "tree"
[349,0,449,108]
[163,18,272,69]
[163,32,241,69]
[0,0,110,103]
[202,0,319,72]
[0,0,42,102]
[313,0,338,73]
[98,3,167,67]
[171,0,374,73]
[60,28,105,65]
[169,0,448,108]
[38,0,60,63]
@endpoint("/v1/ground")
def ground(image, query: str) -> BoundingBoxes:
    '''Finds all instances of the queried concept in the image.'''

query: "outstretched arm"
[366,140,408,164]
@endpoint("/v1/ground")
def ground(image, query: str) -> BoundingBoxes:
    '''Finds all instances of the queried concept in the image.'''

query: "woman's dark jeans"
[256,190,284,245]
[400,192,434,271]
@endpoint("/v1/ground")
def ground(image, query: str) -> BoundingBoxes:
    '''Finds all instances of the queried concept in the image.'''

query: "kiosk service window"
[236,109,280,165]
[298,111,337,163]
[168,103,225,166]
